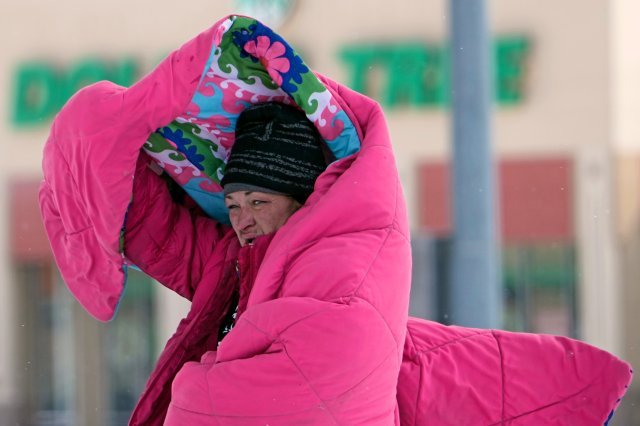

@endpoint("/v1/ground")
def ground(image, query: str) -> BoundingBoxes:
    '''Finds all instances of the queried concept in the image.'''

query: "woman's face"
[224,191,302,246]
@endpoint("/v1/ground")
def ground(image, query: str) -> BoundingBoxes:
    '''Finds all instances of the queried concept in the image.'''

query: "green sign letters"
[340,36,530,108]
[10,36,529,127]
[11,58,138,127]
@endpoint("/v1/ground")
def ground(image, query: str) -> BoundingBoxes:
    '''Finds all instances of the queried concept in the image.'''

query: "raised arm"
[124,152,231,300]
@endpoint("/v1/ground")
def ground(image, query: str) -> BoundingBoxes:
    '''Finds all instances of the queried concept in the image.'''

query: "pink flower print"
[243,36,290,86]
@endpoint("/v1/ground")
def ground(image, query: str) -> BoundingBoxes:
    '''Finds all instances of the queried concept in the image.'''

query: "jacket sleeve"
[163,297,401,425]
[123,152,230,300]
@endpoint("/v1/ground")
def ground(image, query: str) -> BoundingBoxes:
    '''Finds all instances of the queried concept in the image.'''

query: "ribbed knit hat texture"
[221,102,327,204]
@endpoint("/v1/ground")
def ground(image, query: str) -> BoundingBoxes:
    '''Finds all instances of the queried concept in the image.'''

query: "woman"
[39,15,631,425]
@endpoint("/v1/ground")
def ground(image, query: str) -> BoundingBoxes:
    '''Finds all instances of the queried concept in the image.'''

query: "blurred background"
[1,0,639,424]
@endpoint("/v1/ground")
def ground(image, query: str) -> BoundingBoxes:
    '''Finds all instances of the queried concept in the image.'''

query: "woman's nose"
[237,208,255,229]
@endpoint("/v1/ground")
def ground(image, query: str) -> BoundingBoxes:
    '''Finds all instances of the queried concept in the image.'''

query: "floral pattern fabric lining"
[143,16,360,223]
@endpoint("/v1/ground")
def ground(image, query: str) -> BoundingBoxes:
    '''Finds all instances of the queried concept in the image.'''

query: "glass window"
[17,263,156,426]
[503,243,577,337]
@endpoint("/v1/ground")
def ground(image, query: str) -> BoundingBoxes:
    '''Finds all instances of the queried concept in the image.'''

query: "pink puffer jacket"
[39,15,632,425]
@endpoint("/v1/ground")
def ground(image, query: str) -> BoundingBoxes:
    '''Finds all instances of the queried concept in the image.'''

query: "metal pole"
[449,0,501,328]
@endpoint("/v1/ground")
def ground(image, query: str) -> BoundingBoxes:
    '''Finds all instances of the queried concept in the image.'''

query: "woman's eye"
[251,200,265,206]
[226,204,239,210]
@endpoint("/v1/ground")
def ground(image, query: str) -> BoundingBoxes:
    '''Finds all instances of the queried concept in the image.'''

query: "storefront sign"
[340,36,530,108]
[10,36,529,128]
[11,58,138,127]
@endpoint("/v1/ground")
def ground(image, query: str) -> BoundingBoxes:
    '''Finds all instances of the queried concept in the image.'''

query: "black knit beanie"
[221,102,327,204]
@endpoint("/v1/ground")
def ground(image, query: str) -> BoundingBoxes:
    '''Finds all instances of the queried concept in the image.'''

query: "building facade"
[1,0,638,424]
